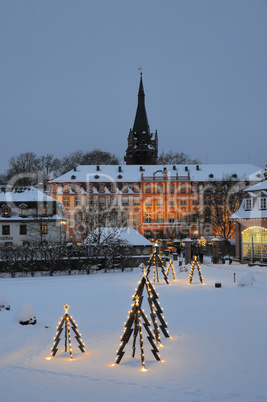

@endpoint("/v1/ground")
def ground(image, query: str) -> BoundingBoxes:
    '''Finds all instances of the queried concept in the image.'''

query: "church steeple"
[124,74,158,165]
[132,73,150,137]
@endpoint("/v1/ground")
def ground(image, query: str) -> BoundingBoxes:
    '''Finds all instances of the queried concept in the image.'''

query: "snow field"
[0,262,267,401]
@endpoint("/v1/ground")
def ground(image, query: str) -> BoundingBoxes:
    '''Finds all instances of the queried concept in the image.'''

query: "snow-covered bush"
[238,272,256,287]
[0,295,10,310]
[17,304,37,325]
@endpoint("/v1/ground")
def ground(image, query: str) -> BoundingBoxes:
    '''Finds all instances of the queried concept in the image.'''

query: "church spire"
[132,73,150,136]
[124,74,158,165]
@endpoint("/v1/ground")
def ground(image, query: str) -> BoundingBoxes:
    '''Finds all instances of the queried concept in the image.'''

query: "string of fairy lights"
[47,253,204,370]
[50,304,85,360]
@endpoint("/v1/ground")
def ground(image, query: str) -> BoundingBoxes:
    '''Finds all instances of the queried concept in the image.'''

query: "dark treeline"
[0,241,134,277]
[0,149,200,187]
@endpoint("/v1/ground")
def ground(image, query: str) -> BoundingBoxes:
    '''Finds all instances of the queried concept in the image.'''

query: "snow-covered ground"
[0,259,267,402]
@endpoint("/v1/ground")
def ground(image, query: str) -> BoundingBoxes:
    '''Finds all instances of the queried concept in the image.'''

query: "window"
[2,205,10,217]
[42,206,47,215]
[242,227,267,261]
[87,197,93,206]
[180,198,187,205]
[99,197,105,206]
[157,197,163,205]
[51,184,57,194]
[88,184,93,193]
[134,183,140,193]
[122,197,129,206]
[134,197,140,205]
[244,198,252,211]
[2,225,10,235]
[260,197,267,210]
[20,225,27,235]
[75,184,81,193]
[180,185,186,193]
[19,204,28,217]
[192,198,199,205]
[41,225,48,235]
[145,185,151,193]
[169,184,174,194]
[169,198,175,205]
[157,185,163,193]
[122,184,129,193]
[75,197,81,206]
[110,184,117,193]
[63,197,70,207]
[145,197,152,205]
[99,184,105,193]
[63,184,69,193]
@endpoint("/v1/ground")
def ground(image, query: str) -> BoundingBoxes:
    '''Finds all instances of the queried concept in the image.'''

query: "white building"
[0,187,66,247]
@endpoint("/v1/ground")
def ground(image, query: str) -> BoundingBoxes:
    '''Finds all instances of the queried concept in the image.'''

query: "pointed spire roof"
[133,73,150,136]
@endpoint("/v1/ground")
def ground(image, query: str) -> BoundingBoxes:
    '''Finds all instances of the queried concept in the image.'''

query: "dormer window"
[99,183,105,193]
[2,205,10,217]
[63,184,69,193]
[88,184,93,193]
[244,198,252,211]
[110,183,117,193]
[134,183,140,193]
[260,197,267,210]
[122,183,129,193]
[19,204,28,218]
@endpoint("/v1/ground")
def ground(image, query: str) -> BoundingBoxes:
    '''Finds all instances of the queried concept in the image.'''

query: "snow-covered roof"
[244,179,267,193]
[231,179,267,220]
[0,187,59,204]
[85,227,152,246]
[50,164,263,184]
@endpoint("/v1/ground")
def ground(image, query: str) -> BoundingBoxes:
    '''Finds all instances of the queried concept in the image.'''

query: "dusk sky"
[1,0,266,173]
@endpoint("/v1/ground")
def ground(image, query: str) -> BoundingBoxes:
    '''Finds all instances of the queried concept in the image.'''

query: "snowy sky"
[0,0,266,173]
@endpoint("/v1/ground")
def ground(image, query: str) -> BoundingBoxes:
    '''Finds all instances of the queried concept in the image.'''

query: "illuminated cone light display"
[50,304,85,359]
[188,256,204,284]
[146,251,169,285]
[115,275,170,370]
[166,259,176,281]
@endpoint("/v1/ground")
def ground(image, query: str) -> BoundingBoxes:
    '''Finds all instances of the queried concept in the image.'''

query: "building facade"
[48,163,262,244]
[231,174,267,263]
[0,187,65,247]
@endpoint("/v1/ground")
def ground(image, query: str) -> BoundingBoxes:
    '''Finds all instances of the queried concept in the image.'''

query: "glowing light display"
[188,256,204,284]
[50,304,85,359]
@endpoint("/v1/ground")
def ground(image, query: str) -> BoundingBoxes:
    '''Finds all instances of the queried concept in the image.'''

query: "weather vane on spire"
[138,66,142,75]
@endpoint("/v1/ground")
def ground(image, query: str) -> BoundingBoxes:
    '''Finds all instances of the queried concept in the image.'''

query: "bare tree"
[157,150,200,165]
[202,175,246,243]
[60,149,120,174]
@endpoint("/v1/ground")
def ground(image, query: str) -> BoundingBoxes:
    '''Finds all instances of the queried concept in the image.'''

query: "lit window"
[2,205,10,217]
[41,225,48,235]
